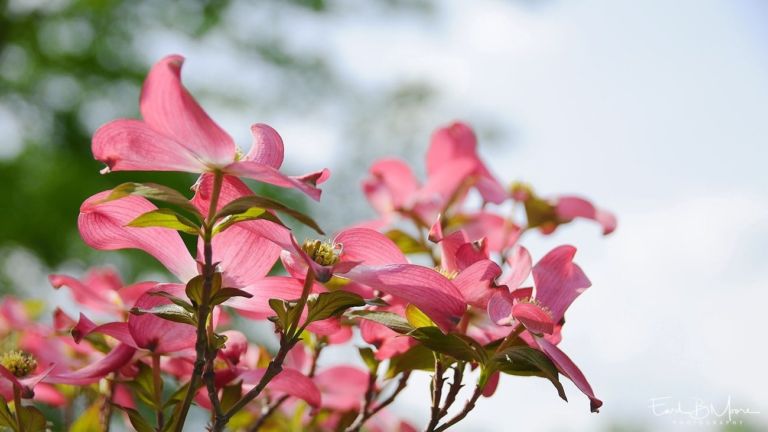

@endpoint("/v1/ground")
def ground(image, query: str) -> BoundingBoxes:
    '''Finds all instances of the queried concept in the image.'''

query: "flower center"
[435,267,459,280]
[301,239,341,266]
[0,350,37,378]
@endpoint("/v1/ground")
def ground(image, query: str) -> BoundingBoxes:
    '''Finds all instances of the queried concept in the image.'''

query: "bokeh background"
[1,0,766,431]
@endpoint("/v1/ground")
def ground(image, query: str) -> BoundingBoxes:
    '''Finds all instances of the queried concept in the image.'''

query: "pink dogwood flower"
[92,55,329,200]
[488,245,603,412]
[362,121,505,227]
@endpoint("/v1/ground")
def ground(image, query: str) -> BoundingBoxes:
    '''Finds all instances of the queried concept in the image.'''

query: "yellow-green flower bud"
[301,239,341,267]
[0,350,37,378]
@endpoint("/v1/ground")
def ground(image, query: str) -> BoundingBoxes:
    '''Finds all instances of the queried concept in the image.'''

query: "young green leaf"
[213,207,268,234]
[405,304,435,328]
[17,405,47,432]
[215,195,324,234]
[386,345,435,379]
[210,287,254,306]
[306,291,366,323]
[492,345,567,401]
[409,327,485,363]
[346,310,414,334]
[268,298,291,331]
[185,273,222,306]
[105,182,201,217]
[113,404,155,432]
[358,347,379,374]
[385,229,430,254]
[127,208,200,235]
[130,304,197,326]
[149,291,195,313]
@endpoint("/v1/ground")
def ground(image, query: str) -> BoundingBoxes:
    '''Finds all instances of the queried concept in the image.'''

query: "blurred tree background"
[0,0,456,293]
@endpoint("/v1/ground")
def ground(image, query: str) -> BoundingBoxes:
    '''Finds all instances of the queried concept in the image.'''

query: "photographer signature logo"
[649,396,761,425]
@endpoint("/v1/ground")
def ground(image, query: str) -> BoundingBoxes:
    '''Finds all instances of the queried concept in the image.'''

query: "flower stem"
[173,171,224,432]
[212,269,315,431]
[13,385,24,432]
[152,353,164,430]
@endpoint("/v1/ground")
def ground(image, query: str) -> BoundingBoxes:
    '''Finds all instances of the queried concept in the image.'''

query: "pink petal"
[335,228,407,268]
[482,371,500,397]
[428,215,444,243]
[532,245,592,323]
[315,366,370,411]
[426,122,506,204]
[201,224,282,288]
[46,344,137,385]
[191,174,253,218]
[459,212,520,253]
[499,245,532,289]
[72,314,137,348]
[225,161,328,201]
[239,367,321,408]
[128,286,196,354]
[78,191,198,282]
[346,265,466,332]
[219,330,248,365]
[511,303,555,335]
[364,158,420,211]
[140,55,235,167]
[452,260,502,308]
[438,231,469,272]
[229,277,313,319]
[535,337,602,412]
[245,123,284,168]
[487,291,514,325]
[555,196,617,235]
[416,158,476,211]
[49,272,121,313]
[92,119,208,173]
[118,281,159,308]
[455,240,490,269]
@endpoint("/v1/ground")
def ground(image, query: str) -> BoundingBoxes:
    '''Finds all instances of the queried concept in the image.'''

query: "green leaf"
[68,401,101,432]
[358,347,379,374]
[210,333,228,350]
[523,195,560,231]
[124,363,157,409]
[492,346,567,401]
[215,195,324,234]
[306,291,366,323]
[130,304,197,326]
[385,229,430,254]
[0,397,15,429]
[345,310,414,334]
[127,208,200,235]
[213,207,268,234]
[113,405,155,432]
[386,344,435,378]
[17,405,47,432]
[210,287,253,306]
[405,304,434,328]
[148,291,194,313]
[268,298,291,330]
[105,182,201,217]
[220,383,242,413]
[409,327,485,363]
[185,273,222,306]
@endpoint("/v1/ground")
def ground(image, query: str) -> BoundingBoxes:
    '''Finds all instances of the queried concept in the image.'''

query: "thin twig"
[438,364,464,419]
[433,385,484,432]
[248,341,326,432]
[424,357,446,432]
[152,354,164,430]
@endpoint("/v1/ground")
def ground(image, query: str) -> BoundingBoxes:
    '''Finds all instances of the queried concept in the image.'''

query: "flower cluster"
[0,55,615,432]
